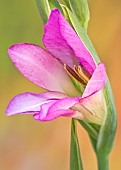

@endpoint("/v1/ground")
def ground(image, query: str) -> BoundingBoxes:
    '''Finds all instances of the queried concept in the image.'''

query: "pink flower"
[6,9,106,125]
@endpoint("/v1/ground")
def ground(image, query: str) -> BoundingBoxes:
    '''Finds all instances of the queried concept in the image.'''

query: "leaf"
[89,135,97,152]
[70,119,83,170]
[96,80,117,156]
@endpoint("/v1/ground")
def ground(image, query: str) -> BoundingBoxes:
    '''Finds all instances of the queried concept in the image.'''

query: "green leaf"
[36,0,63,24]
[89,135,97,152]
[69,0,90,29]
[70,119,83,170]
[96,80,117,156]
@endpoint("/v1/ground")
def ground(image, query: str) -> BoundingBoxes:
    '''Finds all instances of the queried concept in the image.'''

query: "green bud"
[69,0,90,30]
[49,0,63,14]
[36,0,63,24]
[36,0,51,24]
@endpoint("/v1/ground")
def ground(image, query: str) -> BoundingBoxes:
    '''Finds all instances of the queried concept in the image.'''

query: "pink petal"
[72,63,106,124]
[73,91,105,124]
[82,63,106,98]
[43,9,96,74]
[43,10,79,68]
[8,43,79,95]
[6,91,67,116]
[34,97,79,121]
[34,100,58,121]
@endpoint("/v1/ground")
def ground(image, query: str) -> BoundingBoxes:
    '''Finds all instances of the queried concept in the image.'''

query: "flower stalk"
[70,119,83,170]
[97,153,109,170]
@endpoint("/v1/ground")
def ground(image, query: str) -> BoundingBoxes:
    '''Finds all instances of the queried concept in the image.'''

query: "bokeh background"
[0,0,121,170]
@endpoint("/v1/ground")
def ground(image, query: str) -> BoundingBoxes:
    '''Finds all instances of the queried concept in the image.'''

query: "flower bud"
[69,0,90,29]
[36,0,63,24]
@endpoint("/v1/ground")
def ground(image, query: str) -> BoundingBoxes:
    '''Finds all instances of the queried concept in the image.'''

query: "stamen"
[74,65,91,83]
[64,64,87,87]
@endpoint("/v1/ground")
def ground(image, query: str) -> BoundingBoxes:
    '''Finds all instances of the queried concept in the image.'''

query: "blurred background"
[0,0,121,169]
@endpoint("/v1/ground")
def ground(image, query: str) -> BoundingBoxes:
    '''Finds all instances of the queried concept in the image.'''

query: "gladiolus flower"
[6,9,106,125]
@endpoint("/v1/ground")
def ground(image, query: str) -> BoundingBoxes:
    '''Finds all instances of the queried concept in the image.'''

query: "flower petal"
[82,63,106,98]
[72,63,106,124]
[8,43,79,95]
[73,91,106,125]
[43,10,79,68]
[43,9,96,74]
[34,97,79,121]
[6,91,67,116]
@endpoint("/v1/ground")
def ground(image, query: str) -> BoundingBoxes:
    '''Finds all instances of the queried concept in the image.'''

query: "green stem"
[70,119,83,170]
[97,154,109,170]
